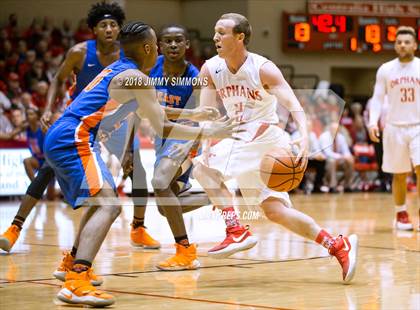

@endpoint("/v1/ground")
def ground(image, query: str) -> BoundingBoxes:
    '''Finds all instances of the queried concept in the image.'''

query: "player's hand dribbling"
[290,136,309,162]
[40,110,52,132]
[368,125,380,143]
[191,106,221,122]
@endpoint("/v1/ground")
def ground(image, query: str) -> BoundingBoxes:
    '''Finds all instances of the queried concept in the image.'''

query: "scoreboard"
[283,12,420,53]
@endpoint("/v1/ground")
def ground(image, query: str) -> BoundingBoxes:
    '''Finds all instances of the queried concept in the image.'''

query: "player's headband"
[95,14,118,27]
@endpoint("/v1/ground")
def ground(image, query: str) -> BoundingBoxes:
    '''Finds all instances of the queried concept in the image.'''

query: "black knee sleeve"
[26,163,55,199]
[131,186,148,206]
[129,150,149,206]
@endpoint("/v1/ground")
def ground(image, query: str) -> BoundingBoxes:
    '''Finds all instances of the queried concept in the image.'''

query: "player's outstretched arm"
[42,43,85,130]
[164,66,220,122]
[368,66,386,143]
[195,63,220,164]
[260,61,308,160]
[111,69,239,141]
[163,106,220,122]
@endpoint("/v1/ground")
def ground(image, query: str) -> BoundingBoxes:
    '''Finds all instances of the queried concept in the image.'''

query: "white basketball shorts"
[382,123,420,173]
[194,123,293,207]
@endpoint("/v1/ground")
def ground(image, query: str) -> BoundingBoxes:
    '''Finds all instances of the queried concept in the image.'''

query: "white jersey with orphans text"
[206,52,279,139]
[369,57,420,127]
[196,53,292,207]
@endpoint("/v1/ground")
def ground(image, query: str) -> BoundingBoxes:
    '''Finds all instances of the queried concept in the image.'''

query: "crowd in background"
[0,13,415,197]
[0,14,209,147]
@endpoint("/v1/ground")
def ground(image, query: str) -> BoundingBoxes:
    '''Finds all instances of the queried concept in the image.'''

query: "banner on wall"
[0,148,31,196]
[0,148,204,196]
[308,0,420,17]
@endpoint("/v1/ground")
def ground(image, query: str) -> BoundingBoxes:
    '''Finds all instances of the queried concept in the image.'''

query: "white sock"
[395,205,407,213]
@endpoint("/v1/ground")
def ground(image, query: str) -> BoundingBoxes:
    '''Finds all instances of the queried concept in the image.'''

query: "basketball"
[259,147,307,192]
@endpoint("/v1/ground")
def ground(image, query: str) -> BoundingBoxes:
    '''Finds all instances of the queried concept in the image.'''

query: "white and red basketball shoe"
[208,225,258,259]
[394,211,413,231]
[329,234,358,283]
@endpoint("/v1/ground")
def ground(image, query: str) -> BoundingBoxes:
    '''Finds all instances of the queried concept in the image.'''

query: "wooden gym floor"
[0,193,419,309]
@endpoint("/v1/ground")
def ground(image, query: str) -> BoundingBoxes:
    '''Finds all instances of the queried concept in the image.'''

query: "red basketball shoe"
[329,234,358,283]
[208,225,258,259]
[394,211,413,231]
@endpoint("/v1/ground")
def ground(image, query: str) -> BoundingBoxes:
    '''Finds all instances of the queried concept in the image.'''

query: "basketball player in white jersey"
[193,13,358,283]
[368,26,420,231]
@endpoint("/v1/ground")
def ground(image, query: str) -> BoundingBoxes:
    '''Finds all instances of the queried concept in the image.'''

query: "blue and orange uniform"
[69,39,137,161]
[26,126,45,166]
[44,57,138,208]
[149,55,199,185]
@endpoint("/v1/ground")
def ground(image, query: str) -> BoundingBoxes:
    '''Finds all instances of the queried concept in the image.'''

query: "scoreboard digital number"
[283,12,420,53]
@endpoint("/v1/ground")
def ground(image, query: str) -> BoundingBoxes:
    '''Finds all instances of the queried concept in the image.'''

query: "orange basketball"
[259,147,307,192]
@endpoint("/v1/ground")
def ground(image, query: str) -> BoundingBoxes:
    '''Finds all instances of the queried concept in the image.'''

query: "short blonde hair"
[220,13,252,46]
[396,26,417,41]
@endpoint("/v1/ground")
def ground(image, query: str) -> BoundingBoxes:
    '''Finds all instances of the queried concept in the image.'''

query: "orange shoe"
[57,270,114,307]
[0,225,21,252]
[157,243,200,271]
[53,252,103,286]
[130,226,161,249]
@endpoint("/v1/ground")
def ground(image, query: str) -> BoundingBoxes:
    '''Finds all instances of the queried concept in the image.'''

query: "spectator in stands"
[292,119,327,193]
[24,19,44,49]
[42,16,54,38]
[5,13,19,43]
[186,37,204,68]
[35,39,49,59]
[61,19,74,45]
[45,53,62,82]
[320,122,354,193]
[340,107,353,135]
[23,107,44,181]
[0,89,11,111]
[0,108,26,141]
[73,18,93,42]
[0,40,13,60]
[24,59,48,91]
[31,81,48,112]
[350,102,368,143]
[6,72,22,100]
[19,92,35,110]
[17,40,28,60]
[18,50,36,78]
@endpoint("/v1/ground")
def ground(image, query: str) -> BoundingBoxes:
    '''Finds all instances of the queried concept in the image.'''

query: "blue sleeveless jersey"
[149,55,199,153]
[44,57,138,208]
[62,57,137,133]
[149,55,199,186]
[27,126,45,165]
[149,55,199,110]
[71,40,123,100]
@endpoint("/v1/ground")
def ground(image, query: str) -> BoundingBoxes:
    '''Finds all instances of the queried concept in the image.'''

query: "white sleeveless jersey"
[206,53,279,136]
[375,57,420,125]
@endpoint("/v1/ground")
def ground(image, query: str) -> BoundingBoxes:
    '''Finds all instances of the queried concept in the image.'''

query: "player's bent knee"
[261,197,287,222]
[151,176,167,191]
[102,204,122,219]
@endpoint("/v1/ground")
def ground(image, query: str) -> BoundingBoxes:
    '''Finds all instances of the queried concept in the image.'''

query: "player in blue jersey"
[23,108,46,180]
[0,2,160,259]
[45,21,239,306]
[149,25,216,271]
